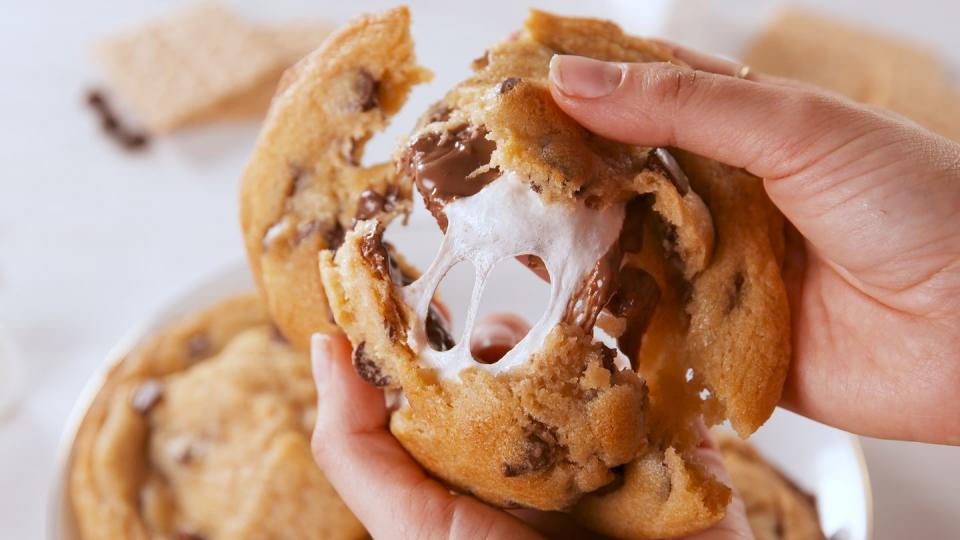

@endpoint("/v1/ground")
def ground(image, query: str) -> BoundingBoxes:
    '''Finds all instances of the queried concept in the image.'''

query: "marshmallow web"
[468,257,551,363]
[401,172,625,380]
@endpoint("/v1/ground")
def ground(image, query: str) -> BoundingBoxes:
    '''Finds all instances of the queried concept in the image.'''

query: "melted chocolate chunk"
[497,77,521,94]
[648,148,690,196]
[352,342,391,386]
[358,231,409,341]
[359,230,392,280]
[85,88,151,151]
[404,126,500,230]
[174,530,206,540]
[605,268,660,368]
[186,333,211,358]
[324,221,346,251]
[425,306,455,351]
[354,188,395,222]
[353,70,380,112]
[131,378,163,414]
[502,421,558,477]
[562,243,623,330]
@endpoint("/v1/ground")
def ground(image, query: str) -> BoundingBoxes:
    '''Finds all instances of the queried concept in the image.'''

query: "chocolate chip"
[606,268,660,368]
[174,530,206,540]
[186,333,211,358]
[324,221,346,251]
[353,70,380,112]
[130,378,163,414]
[121,132,148,149]
[85,88,150,152]
[425,306,455,351]
[497,77,521,94]
[270,324,288,343]
[352,342,391,386]
[354,188,394,222]
[359,230,409,341]
[726,271,745,314]
[502,421,557,477]
[648,148,690,196]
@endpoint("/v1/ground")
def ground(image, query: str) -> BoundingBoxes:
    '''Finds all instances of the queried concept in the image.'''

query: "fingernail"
[549,54,624,98]
[311,333,334,388]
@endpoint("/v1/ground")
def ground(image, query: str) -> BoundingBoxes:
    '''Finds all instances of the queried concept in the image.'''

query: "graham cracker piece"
[182,22,333,125]
[743,10,960,141]
[95,4,324,133]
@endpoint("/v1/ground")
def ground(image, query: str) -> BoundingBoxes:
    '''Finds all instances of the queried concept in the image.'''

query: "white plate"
[49,262,872,539]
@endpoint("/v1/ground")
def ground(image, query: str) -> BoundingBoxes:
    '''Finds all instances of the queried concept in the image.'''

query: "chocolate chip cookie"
[68,294,366,540]
[242,7,790,539]
[718,435,826,540]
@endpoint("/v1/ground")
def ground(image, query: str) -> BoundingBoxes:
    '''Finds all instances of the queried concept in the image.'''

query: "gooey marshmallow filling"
[400,172,624,381]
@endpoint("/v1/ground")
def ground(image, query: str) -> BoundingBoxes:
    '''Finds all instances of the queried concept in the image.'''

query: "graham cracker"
[743,10,960,141]
[95,4,330,133]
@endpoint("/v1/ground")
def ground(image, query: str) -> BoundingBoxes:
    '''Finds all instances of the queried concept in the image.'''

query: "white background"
[1,0,958,538]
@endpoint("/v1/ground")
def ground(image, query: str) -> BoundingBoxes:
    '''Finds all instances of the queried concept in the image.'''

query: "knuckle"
[632,63,701,111]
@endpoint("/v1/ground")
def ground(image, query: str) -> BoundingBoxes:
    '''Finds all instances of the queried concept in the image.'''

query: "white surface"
[49,264,870,540]
[0,0,957,539]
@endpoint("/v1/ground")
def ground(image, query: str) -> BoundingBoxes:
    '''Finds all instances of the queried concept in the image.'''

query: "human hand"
[310,318,753,539]
[548,46,960,445]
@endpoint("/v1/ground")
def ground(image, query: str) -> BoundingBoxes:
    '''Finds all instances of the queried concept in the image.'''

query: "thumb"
[548,55,960,307]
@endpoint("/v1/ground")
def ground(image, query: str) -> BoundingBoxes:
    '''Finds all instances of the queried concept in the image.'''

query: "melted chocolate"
[606,268,660,368]
[405,126,500,229]
[562,243,623,330]
[354,188,395,222]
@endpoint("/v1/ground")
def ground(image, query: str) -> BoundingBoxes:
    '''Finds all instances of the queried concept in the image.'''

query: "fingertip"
[548,54,625,99]
[311,332,388,436]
